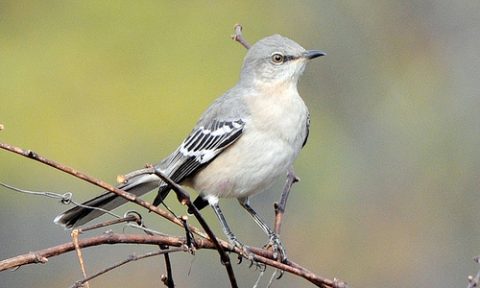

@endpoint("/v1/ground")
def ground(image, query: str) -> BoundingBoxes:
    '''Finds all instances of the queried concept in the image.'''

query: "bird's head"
[239,34,325,87]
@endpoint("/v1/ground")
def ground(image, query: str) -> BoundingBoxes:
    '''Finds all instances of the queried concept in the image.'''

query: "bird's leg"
[210,202,252,260]
[238,197,287,262]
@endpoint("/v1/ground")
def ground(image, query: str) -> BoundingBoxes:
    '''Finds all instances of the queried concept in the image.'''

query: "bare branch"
[0,232,346,287]
[274,167,300,235]
[71,229,90,288]
[161,247,175,288]
[231,24,251,49]
[0,233,189,272]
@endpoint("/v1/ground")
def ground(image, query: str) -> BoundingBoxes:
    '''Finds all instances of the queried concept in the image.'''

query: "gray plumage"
[54,33,325,247]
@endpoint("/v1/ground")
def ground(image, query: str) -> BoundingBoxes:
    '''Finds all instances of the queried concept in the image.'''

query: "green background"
[1,1,480,287]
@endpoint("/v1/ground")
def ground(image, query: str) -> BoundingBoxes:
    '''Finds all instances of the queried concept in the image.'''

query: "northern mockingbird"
[55,34,325,258]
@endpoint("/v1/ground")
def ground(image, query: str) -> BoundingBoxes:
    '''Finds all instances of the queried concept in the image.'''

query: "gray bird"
[54,34,325,259]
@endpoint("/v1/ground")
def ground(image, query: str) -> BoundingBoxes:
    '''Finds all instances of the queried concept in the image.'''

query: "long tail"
[54,174,167,229]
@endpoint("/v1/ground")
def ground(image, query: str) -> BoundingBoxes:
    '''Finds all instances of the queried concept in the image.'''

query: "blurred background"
[1,1,480,287]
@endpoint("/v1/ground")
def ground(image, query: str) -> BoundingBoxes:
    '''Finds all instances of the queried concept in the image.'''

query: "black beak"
[303,50,326,60]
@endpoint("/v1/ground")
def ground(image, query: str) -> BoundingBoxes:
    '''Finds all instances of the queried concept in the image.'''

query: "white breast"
[190,83,308,199]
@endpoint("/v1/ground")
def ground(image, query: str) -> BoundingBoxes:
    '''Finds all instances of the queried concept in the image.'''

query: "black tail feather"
[54,174,161,228]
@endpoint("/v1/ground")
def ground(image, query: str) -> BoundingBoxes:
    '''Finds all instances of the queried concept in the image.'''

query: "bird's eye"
[271,53,285,64]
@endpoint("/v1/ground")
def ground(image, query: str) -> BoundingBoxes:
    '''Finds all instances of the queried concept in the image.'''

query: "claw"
[276,269,284,280]
[228,237,268,270]
[248,258,266,271]
[266,269,284,287]
[237,254,243,264]
[264,233,288,262]
[228,237,255,263]
[259,262,267,272]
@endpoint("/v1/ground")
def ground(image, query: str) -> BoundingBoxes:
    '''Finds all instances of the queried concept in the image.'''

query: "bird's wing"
[156,118,245,186]
[302,112,311,148]
[170,119,245,180]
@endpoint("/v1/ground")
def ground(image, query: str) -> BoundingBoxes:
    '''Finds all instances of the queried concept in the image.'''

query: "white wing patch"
[161,119,245,183]
[179,119,245,163]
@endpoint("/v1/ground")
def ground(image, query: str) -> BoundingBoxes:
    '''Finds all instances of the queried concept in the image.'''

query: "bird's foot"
[264,233,288,263]
[228,237,265,270]
[229,237,253,261]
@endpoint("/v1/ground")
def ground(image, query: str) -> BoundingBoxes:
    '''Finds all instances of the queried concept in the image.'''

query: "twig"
[78,213,142,233]
[139,214,176,288]
[180,215,196,252]
[231,24,251,49]
[71,229,90,288]
[274,167,299,235]
[120,167,154,183]
[71,247,185,288]
[161,248,175,288]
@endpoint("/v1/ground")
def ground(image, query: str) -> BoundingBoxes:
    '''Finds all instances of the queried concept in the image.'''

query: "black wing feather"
[153,119,245,206]
[302,113,311,148]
